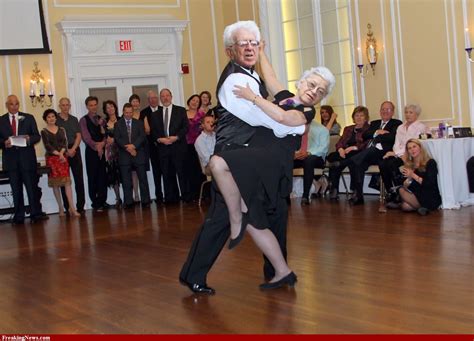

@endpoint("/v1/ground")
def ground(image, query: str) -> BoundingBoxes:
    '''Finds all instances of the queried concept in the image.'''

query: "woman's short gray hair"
[223,21,261,47]
[295,67,336,97]
[404,103,422,116]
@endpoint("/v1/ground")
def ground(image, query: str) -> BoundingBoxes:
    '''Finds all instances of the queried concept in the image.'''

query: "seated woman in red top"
[327,106,370,201]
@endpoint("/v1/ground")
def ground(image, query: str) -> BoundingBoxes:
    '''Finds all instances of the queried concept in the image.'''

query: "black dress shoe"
[30,214,49,223]
[259,272,297,290]
[301,197,311,205]
[180,278,215,295]
[11,219,24,225]
[141,202,150,209]
[349,196,364,206]
[417,207,429,216]
[228,212,249,250]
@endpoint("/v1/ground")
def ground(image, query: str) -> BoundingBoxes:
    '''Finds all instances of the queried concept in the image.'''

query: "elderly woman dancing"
[209,41,335,288]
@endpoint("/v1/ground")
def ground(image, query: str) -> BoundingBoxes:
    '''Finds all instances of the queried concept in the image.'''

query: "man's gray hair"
[296,66,336,96]
[404,103,422,116]
[223,20,261,47]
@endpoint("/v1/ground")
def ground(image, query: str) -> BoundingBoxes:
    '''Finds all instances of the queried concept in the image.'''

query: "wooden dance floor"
[0,196,472,334]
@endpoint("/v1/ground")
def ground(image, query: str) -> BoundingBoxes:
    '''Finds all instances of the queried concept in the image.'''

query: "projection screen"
[0,0,51,55]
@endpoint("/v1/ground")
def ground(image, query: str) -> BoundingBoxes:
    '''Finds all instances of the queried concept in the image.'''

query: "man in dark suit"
[140,90,163,203]
[0,95,44,224]
[79,96,108,212]
[347,101,402,204]
[115,103,151,208]
[149,88,189,203]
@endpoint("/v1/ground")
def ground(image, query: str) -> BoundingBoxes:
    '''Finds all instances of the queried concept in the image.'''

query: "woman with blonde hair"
[398,138,441,215]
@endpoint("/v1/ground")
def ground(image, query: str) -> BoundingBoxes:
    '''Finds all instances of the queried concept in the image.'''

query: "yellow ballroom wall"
[1,0,473,134]
[351,0,474,127]
[0,0,257,155]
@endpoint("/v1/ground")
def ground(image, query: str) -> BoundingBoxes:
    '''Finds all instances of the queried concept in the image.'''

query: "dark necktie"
[11,115,16,136]
[126,119,132,143]
[164,107,169,137]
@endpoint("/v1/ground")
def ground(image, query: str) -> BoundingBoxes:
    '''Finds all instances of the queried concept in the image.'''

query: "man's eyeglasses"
[233,40,260,48]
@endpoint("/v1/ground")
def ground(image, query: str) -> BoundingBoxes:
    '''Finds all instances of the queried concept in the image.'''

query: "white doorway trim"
[56,15,188,115]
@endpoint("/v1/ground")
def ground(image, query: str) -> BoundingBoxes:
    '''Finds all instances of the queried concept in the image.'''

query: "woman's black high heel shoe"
[228,213,249,250]
[259,272,297,290]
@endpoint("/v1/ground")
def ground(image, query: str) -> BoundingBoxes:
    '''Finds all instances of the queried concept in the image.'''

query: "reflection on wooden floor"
[0,195,472,334]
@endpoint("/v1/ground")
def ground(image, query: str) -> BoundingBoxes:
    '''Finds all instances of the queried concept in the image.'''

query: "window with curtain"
[279,0,355,127]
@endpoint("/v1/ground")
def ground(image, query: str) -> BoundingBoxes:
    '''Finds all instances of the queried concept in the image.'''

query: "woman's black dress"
[407,158,442,210]
[218,90,315,229]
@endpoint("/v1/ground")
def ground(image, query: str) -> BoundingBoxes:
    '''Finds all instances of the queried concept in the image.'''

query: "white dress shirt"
[392,120,429,156]
[162,104,173,136]
[194,131,216,171]
[9,112,19,136]
[218,71,305,138]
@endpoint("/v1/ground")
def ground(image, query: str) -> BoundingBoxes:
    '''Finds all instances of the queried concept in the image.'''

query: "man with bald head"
[140,90,163,203]
[0,95,43,224]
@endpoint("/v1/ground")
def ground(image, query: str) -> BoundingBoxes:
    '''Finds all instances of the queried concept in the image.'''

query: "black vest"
[214,62,269,150]
[84,114,105,144]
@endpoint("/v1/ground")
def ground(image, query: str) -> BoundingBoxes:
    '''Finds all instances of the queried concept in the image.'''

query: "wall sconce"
[357,24,379,77]
[465,28,473,63]
[29,62,53,107]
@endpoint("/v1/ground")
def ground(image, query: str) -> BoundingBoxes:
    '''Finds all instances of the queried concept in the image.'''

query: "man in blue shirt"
[293,120,329,204]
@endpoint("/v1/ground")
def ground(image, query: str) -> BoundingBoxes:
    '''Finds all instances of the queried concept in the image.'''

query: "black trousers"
[9,167,41,222]
[120,162,151,206]
[160,146,189,203]
[185,144,206,200]
[467,156,474,193]
[148,140,163,201]
[61,148,86,212]
[85,147,108,209]
[293,155,325,198]
[179,181,288,285]
[347,147,384,195]
[327,150,359,190]
[379,156,404,191]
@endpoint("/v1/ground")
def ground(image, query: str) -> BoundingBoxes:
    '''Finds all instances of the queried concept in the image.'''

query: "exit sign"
[116,40,133,52]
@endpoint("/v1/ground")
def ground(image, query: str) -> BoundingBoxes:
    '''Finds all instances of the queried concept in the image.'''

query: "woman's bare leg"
[52,186,64,216]
[247,225,291,282]
[65,184,80,216]
[209,155,292,282]
[209,155,245,239]
[399,188,420,211]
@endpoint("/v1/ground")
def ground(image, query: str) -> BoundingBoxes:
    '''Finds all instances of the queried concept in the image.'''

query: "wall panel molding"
[53,0,180,8]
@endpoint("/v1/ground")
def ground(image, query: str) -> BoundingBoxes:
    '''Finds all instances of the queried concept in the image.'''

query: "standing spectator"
[114,103,151,209]
[199,91,214,116]
[379,104,429,206]
[41,109,80,217]
[103,100,122,207]
[398,139,441,215]
[320,105,341,136]
[129,94,148,202]
[140,90,163,203]
[185,94,206,200]
[57,97,86,213]
[0,95,44,224]
[194,114,216,176]
[79,96,108,212]
[293,120,329,204]
[149,88,189,203]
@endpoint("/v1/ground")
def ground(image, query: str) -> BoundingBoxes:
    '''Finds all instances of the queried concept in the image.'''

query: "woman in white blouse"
[379,103,429,206]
